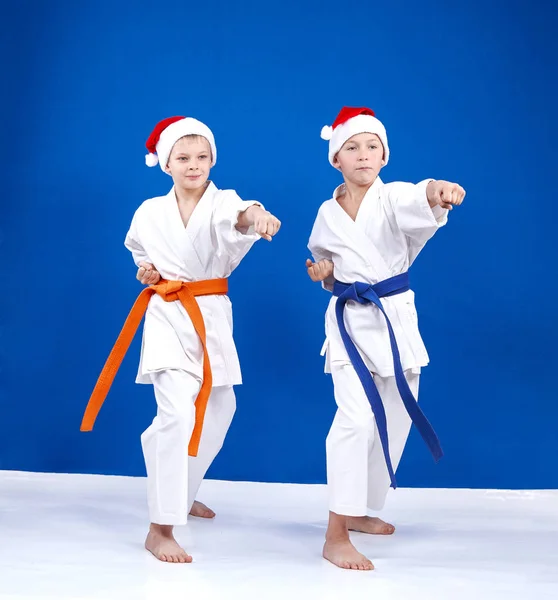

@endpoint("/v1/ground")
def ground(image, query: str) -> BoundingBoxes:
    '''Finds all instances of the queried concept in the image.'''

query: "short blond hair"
[168,134,213,164]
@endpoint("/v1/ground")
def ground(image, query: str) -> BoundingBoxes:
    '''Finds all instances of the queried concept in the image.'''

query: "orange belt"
[80,278,229,457]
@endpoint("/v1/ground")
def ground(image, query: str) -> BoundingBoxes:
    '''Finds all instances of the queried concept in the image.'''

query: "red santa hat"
[145,116,217,172]
[320,107,389,167]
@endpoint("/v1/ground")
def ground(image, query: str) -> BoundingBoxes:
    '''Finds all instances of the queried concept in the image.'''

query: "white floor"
[0,472,556,600]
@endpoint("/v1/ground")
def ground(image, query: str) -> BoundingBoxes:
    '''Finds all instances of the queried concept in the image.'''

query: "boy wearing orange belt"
[81,116,281,563]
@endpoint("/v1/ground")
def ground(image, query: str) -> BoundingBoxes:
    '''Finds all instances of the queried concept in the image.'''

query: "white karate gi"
[308,177,448,515]
[125,182,260,525]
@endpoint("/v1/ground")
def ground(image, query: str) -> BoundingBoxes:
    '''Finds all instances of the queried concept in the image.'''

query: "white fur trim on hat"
[327,114,389,167]
[156,117,217,174]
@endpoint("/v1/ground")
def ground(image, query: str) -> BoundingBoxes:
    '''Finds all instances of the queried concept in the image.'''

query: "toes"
[383,525,394,534]
[383,521,395,533]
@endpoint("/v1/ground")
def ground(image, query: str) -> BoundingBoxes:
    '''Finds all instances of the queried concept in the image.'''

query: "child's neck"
[174,181,209,206]
[341,176,377,205]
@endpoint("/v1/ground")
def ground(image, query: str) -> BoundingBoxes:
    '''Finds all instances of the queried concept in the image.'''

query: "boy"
[81,116,281,563]
[307,107,465,570]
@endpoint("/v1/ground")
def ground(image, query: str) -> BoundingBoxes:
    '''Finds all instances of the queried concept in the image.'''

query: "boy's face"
[333,133,384,186]
[165,136,212,191]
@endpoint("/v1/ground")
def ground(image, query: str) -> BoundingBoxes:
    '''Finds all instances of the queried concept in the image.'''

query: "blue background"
[2,0,557,489]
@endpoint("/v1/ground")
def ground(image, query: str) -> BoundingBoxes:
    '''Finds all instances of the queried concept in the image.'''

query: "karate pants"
[327,362,419,516]
[141,369,236,525]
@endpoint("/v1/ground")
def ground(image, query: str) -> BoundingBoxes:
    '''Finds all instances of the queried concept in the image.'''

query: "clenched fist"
[426,180,466,211]
[136,262,161,285]
[237,205,281,241]
[252,208,281,242]
[306,258,334,282]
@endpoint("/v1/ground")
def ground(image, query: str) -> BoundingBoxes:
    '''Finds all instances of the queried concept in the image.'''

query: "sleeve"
[124,211,151,267]
[386,179,448,247]
[213,190,263,268]
[308,210,335,293]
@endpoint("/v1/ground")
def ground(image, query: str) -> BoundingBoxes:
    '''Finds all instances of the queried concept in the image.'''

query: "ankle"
[149,523,173,536]
[325,532,350,544]
[325,525,350,543]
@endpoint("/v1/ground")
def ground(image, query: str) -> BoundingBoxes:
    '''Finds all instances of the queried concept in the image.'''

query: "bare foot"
[348,516,395,535]
[189,501,216,519]
[323,538,374,570]
[145,524,192,563]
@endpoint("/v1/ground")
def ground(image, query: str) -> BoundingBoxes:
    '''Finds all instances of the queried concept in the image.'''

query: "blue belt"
[332,273,443,488]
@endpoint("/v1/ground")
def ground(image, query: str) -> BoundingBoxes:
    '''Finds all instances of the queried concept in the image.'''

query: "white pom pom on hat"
[145,152,159,167]
[320,125,333,140]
